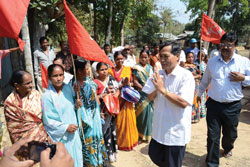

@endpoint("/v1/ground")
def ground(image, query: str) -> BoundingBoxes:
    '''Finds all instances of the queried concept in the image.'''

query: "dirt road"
[112,108,250,167]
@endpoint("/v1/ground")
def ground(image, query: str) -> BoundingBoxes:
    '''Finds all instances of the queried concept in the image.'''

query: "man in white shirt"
[33,37,55,93]
[178,49,186,67]
[197,32,250,167]
[142,41,195,167]
[122,45,136,67]
[209,45,220,59]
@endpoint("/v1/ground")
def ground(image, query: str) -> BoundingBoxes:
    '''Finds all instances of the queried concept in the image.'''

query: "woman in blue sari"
[70,60,109,167]
[133,50,154,142]
[42,64,83,167]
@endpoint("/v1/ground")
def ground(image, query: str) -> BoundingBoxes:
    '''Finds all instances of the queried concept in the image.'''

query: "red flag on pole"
[0,0,30,51]
[201,13,225,44]
[40,63,48,89]
[63,0,114,67]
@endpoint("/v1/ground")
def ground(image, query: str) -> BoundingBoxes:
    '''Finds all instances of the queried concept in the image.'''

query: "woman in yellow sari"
[108,51,138,151]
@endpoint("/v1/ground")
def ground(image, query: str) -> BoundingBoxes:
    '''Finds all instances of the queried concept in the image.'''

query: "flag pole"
[71,54,86,143]
[200,12,203,66]
[200,37,202,65]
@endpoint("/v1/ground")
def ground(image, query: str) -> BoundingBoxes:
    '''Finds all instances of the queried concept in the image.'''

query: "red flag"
[102,94,120,115]
[63,0,114,67]
[201,13,225,44]
[40,63,48,89]
[0,0,30,51]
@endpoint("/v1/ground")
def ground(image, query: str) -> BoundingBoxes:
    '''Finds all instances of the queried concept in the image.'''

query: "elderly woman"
[4,70,50,160]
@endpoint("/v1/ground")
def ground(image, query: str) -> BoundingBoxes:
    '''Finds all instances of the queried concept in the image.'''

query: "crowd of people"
[0,32,249,167]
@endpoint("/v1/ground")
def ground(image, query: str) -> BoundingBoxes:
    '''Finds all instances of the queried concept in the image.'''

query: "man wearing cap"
[122,44,136,67]
[143,41,195,167]
[186,38,200,61]
[197,32,250,167]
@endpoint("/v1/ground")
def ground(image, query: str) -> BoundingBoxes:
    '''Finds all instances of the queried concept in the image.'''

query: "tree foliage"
[28,0,187,47]
[181,0,250,43]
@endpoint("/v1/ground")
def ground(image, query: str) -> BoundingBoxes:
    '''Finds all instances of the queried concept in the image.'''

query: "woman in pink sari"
[4,70,50,160]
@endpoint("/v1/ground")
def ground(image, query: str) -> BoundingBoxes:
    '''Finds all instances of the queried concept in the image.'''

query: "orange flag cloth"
[63,0,114,67]
[201,13,225,44]
[40,63,48,88]
[0,0,30,50]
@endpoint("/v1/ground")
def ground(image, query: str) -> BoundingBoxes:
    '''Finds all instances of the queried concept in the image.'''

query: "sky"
[155,0,192,24]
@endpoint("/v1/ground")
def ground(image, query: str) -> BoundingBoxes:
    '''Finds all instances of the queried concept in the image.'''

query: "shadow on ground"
[239,111,250,125]
[139,144,149,155]
[183,151,207,167]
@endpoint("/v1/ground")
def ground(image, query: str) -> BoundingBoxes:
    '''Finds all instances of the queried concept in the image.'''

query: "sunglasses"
[220,43,234,48]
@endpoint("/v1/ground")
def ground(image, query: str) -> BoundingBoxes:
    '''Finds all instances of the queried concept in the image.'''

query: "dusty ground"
[112,88,250,167]
[0,88,250,167]
[112,110,250,167]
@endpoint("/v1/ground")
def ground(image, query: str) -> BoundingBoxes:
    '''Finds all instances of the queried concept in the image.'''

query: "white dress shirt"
[209,49,220,58]
[178,50,186,64]
[64,72,73,84]
[198,53,250,102]
[142,65,195,146]
[123,54,136,67]
[33,49,55,83]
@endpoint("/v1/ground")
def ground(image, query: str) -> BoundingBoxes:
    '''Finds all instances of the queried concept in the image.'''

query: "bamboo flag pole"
[199,37,202,65]
[71,54,86,143]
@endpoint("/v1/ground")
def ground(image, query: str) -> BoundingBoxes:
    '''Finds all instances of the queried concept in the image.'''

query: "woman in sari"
[42,64,83,167]
[184,52,202,123]
[133,50,154,142]
[4,70,50,160]
[71,60,109,167]
[108,51,138,151]
[94,62,119,163]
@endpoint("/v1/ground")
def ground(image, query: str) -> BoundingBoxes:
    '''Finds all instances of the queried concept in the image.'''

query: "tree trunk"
[21,15,35,85]
[93,0,98,40]
[205,0,217,51]
[105,0,113,44]
[120,16,126,46]
[207,0,216,19]
[88,3,93,36]
[28,8,46,53]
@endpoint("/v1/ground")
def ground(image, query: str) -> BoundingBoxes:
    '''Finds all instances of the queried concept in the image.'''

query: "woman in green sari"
[133,50,154,142]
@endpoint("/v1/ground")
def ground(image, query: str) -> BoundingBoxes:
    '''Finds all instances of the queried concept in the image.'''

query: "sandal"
[223,151,232,158]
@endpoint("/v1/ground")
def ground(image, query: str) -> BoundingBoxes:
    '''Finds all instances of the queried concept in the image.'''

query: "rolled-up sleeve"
[0,50,10,59]
[198,63,212,97]
[242,59,250,87]
[33,51,40,81]
[178,72,195,105]
[142,78,156,94]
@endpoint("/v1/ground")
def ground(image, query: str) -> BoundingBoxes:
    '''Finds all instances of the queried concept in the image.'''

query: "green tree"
[181,0,249,43]
[134,14,161,47]
[160,8,174,40]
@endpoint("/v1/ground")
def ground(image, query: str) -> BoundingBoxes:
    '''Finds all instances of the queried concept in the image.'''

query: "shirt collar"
[218,52,236,63]
[160,65,180,77]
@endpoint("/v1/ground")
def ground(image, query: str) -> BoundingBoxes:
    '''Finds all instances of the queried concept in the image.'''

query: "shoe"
[223,150,232,158]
